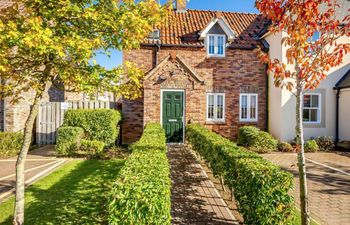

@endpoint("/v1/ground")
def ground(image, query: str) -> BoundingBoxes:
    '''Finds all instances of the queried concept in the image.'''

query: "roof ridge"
[175,8,261,16]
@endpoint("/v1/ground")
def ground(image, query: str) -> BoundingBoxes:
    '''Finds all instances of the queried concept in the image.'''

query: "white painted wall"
[265,32,350,142]
[339,88,350,141]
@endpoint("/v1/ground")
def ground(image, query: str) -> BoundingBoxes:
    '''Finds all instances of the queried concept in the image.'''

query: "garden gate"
[36,101,117,145]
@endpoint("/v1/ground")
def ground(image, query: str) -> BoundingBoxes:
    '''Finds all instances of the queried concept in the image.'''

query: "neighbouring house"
[262,0,350,143]
[122,1,270,143]
[335,70,350,142]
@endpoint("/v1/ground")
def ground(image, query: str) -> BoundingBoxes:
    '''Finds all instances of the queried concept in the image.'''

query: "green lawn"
[0,159,125,224]
[293,208,319,225]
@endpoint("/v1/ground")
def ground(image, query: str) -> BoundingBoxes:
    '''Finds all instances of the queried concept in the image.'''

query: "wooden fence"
[36,101,117,145]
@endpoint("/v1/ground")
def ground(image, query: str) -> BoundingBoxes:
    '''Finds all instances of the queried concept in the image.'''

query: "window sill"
[207,55,226,59]
[205,121,226,125]
[239,120,258,124]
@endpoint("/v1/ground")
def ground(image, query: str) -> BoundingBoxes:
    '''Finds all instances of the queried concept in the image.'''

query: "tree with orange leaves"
[255,0,350,224]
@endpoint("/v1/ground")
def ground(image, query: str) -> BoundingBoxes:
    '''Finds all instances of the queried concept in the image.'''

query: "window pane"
[250,95,257,119]
[303,109,310,122]
[217,36,224,55]
[217,95,223,119]
[241,95,248,119]
[303,95,311,107]
[209,36,215,54]
[208,95,214,119]
[310,109,318,122]
[311,95,319,107]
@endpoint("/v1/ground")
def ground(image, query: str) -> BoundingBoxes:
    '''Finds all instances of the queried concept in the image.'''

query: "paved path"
[263,152,350,225]
[168,145,238,225]
[0,146,67,202]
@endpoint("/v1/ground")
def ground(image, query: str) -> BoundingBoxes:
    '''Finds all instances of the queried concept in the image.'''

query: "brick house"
[122,2,270,144]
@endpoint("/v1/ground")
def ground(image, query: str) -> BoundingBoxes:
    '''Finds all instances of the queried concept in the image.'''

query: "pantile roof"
[144,9,269,49]
[0,0,11,10]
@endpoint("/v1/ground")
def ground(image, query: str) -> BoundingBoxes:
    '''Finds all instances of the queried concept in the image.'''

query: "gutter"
[335,88,340,144]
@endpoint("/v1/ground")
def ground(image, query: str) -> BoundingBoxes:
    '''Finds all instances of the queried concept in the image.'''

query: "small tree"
[255,0,350,224]
[0,0,165,224]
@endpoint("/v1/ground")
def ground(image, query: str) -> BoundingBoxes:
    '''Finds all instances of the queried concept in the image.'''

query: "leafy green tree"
[0,0,165,224]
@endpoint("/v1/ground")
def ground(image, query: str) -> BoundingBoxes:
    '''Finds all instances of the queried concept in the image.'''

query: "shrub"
[187,124,294,225]
[77,140,105,158]
[56,127,84,156]
[63,109,122,146]
[237,126,278,153]
[0,132,24,158]
[108,123,171,225]
[304,140,319,152]
[278,141,294,152]
[129,123,167,152]
[315,136,334,152]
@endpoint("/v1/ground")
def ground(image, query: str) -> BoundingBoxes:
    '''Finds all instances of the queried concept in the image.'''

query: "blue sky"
[94,0,258,69]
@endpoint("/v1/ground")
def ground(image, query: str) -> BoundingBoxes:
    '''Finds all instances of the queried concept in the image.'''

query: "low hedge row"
[237,126,278,153]
[56,127,105,158]
[108,123,171,225]
[186,124,295,225]
[63,109,122,146]
[56,127,84,156]
[0,132,24,158]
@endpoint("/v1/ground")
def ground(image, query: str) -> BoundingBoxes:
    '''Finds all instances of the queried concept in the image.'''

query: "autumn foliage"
[256,0,350,91]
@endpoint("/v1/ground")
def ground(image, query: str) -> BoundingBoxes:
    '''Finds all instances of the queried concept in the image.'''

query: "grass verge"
[293,208,319,225]
[0,159,125,224]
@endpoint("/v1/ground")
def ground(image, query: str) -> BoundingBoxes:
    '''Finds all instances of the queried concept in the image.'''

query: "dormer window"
[207,34,226,57]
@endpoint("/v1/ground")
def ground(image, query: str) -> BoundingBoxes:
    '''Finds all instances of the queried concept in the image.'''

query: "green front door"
[162,91,184,143]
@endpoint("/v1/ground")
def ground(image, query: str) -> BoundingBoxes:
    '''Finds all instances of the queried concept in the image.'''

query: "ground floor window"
[303,93,321,123]
[240,93,258,122]
[206,93,225,122]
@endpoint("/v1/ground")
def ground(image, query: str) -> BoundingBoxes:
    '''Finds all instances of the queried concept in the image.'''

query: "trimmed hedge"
[0,132,24,158]
[77,140,105,158]
[108,123,171,225]
[63,109,122,146]
[237,126,278,153]
[187,124,294,225]
[56,127,84,156]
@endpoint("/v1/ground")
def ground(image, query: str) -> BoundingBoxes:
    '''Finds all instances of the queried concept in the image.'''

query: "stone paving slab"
[263,152,350,225]
[168,145,238,225]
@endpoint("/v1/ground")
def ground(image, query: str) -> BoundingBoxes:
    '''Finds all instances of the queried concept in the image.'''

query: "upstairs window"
[240,94,258,122]
[303,93,321,123]
[207,93,225,122]
[207,34,226,57]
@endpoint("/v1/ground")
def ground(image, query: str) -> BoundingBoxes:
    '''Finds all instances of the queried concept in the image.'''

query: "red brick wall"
[122,46,267,143]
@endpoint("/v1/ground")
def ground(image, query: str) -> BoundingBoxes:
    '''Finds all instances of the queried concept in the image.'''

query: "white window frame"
[206,93,225,122]
[239,93,258,122]
[303,93,321,124]
[207,34,226,57]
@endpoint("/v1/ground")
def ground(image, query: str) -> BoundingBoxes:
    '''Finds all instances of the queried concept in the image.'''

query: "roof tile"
[144,9,269,49]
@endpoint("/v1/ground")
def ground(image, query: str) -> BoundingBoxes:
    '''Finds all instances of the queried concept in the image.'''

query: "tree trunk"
[295,81,310,225]
[13,89,44,225]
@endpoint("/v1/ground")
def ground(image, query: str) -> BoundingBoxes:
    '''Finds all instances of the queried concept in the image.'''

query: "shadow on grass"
[1,159,125,225]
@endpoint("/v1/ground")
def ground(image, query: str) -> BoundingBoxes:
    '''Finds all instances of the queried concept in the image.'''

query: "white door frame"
[160,89,186,144]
